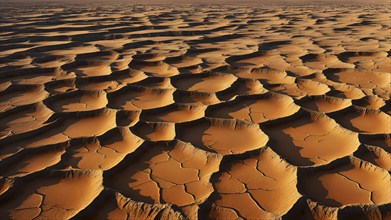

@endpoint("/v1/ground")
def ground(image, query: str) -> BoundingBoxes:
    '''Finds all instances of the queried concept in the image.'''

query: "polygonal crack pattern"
[0,3,390,220]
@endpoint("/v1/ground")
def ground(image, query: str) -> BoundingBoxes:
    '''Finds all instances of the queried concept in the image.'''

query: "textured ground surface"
[0,3,390,220]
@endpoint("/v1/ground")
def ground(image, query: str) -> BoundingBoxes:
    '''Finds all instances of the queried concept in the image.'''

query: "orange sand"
[0,1,390,220]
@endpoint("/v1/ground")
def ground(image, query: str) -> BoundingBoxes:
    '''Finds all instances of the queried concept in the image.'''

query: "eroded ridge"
[0,2,390,220]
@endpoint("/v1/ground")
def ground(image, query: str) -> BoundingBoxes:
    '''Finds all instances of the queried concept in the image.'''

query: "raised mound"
[176,118,269,155]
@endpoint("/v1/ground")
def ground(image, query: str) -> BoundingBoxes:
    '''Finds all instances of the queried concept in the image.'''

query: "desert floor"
[0,2,390,220]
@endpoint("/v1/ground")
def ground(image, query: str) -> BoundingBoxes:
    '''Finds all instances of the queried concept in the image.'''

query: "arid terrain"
[0,1,390,219]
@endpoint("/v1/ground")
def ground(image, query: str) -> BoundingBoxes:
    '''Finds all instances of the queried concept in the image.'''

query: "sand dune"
[0,2,390,220]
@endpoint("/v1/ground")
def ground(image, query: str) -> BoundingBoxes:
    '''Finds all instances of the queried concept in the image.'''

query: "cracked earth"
[0,1,390,220]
